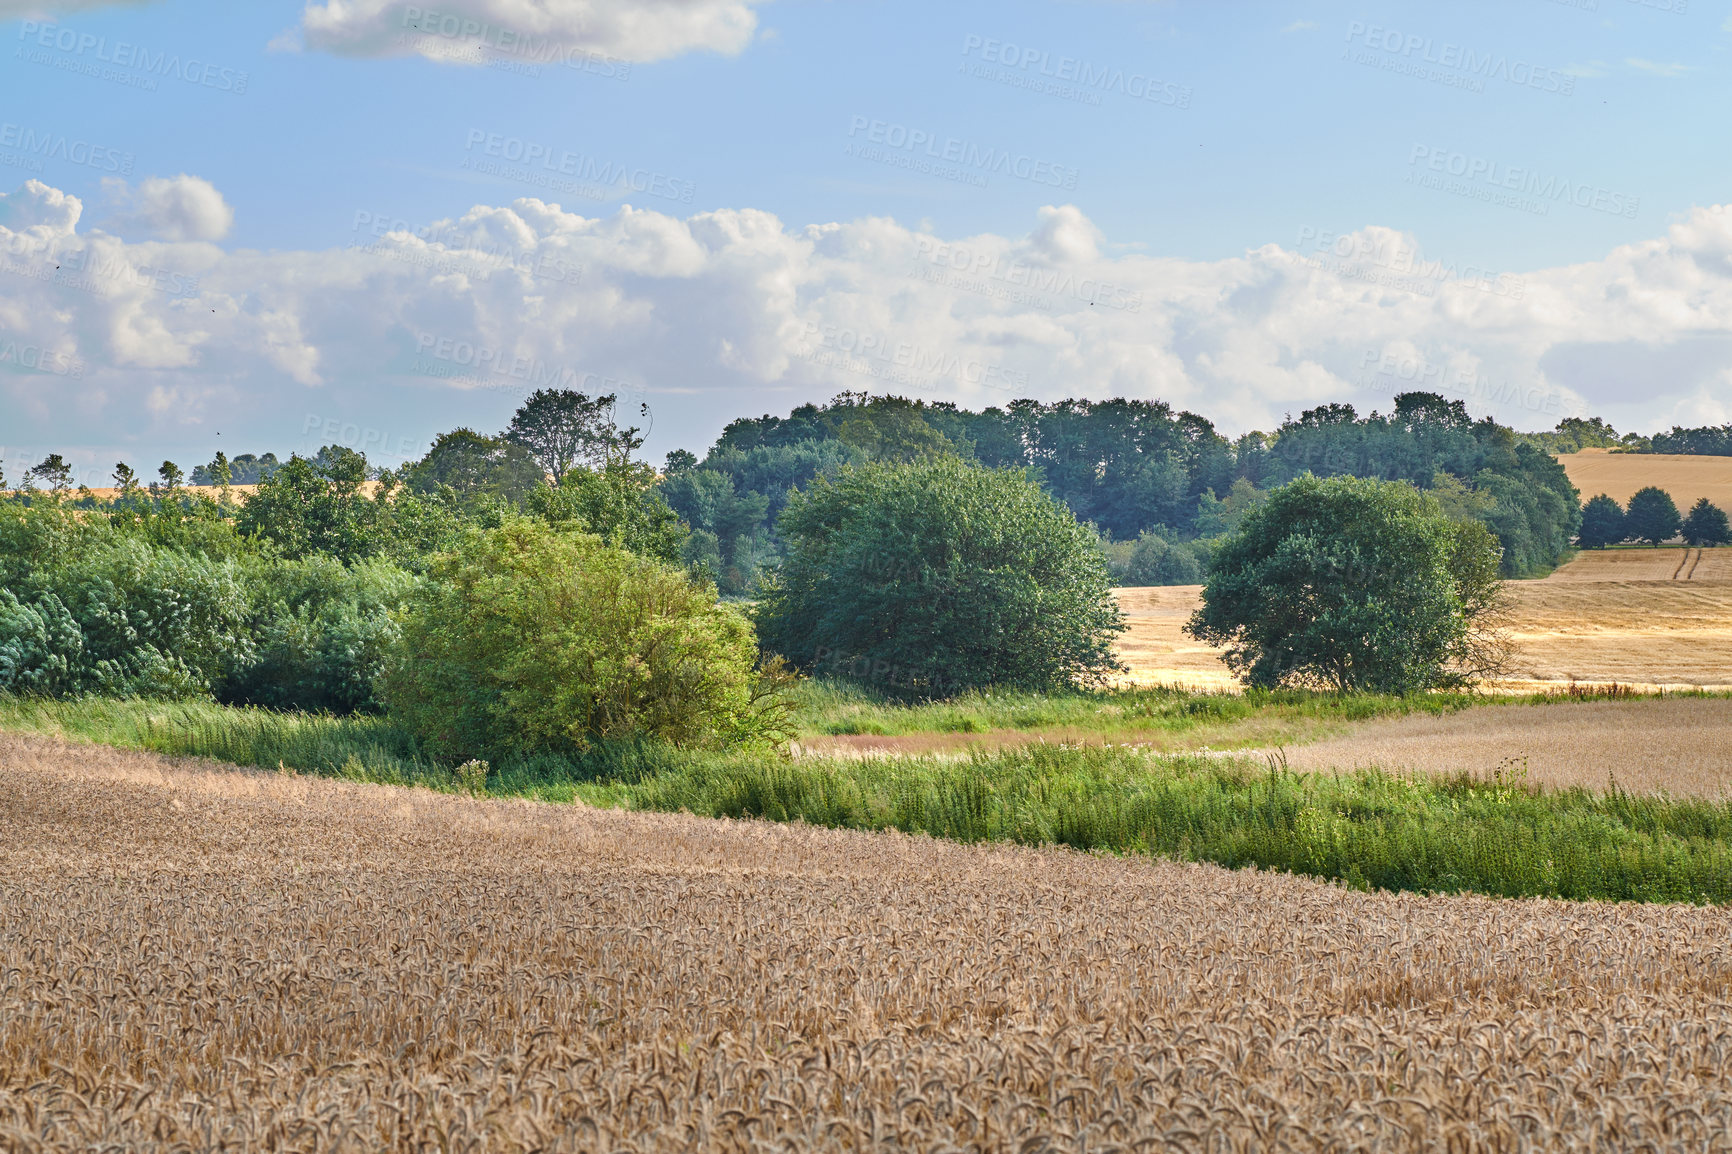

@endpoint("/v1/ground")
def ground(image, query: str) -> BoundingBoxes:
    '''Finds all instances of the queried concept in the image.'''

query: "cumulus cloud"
[299,0,763,65]
[102,175,234,242]
[6,177,1732,468]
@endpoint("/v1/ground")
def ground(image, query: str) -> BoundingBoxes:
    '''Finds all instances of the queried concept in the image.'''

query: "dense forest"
[666,391,1582,590]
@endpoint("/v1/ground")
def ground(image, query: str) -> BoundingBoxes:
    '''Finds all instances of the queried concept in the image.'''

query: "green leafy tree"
[112,462,139,497]
[523,458,686,564]
[1577,494,1627,548]
[660,468,772,590]
[25,454,73,494]
[380,516,788,762]
[835,398,955,462]
[1185,475,1508,693]
[236,449,379,563]
[402,429,546,506]
[1682,498,1732,547]
[756,457,1126,695]
[1110,531,1204,586]
[1625,486,1682,546]
[503,388,620,477]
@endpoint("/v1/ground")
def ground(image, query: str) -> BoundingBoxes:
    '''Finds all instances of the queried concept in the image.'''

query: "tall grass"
[787,678,1482,740]
[632,743,1732,904]
[8,693,1732,903]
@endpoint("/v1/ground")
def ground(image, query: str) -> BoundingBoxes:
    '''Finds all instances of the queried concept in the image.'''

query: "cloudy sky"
[2,0,1729,480]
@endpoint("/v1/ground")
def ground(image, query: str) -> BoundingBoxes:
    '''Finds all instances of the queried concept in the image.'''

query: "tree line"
[1578,488,1731,549]
[0,384,1562,772]
[668,390,1581,590]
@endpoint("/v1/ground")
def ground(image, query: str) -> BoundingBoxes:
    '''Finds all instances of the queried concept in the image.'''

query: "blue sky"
[1,0,1728,481]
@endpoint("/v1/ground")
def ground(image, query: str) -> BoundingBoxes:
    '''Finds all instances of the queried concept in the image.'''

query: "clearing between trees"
[3,735,1732,1151]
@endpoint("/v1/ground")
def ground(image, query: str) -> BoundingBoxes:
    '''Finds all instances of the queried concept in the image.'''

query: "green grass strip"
[6,694,1732,904]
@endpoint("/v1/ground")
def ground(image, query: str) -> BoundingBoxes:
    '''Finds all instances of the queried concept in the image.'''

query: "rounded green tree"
[381,516,788,763]
[1682,498,1731,547]
[1184,474,1507,693]
[1576,493,1626,549]
[755,457,1125,695]
[1624,486,1682,547]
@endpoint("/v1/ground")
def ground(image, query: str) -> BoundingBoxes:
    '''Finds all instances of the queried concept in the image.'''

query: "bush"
[0,534,255,699]
[380,516,789,763]
[218,556,418,714]
[755,457,1125,695]
[1185,474,1507,693]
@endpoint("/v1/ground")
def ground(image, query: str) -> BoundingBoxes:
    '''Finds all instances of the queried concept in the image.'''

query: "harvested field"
[1280,696,1732,798]
[1111,585,1235,690]
[5,737,1732,1150]
[1558,447,1732,511]
[1115,547,1732,691]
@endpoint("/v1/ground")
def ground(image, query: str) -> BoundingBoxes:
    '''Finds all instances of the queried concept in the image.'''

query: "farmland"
[5,735,1732,1151]
[1280,696,1732,798]
[1115,546,1732,692]
[1557,447,1732,511]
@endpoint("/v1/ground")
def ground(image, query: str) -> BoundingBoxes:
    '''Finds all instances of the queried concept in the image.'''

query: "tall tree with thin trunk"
[503,389,619,479]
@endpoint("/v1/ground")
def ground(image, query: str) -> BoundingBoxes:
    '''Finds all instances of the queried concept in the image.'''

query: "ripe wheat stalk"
[3,732,1732,1151]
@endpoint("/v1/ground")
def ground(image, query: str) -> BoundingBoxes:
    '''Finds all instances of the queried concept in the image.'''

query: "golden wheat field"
[1557,448,1732,511]
[5,735,1732,1151]
[1115,547,1732,692]
[1279,697,1732,797]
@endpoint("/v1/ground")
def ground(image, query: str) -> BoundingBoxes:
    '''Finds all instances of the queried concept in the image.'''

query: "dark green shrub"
[756,457,1125,695]
[1186,474,1506,692]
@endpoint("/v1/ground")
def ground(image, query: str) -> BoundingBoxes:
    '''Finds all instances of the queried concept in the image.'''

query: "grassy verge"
[785,677,1693,751]
[7,692,1732,904]
[633,744,1732,904]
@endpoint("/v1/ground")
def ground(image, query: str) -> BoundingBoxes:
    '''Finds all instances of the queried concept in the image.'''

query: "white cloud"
[102,175,234,242]
[1625,57,1692,78]
[298,0,764,65]
[7,178,1732,465]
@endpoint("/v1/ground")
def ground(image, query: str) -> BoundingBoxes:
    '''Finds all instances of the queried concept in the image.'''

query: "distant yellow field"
[1115,546,1732,692]
[1558,447,1732,509]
